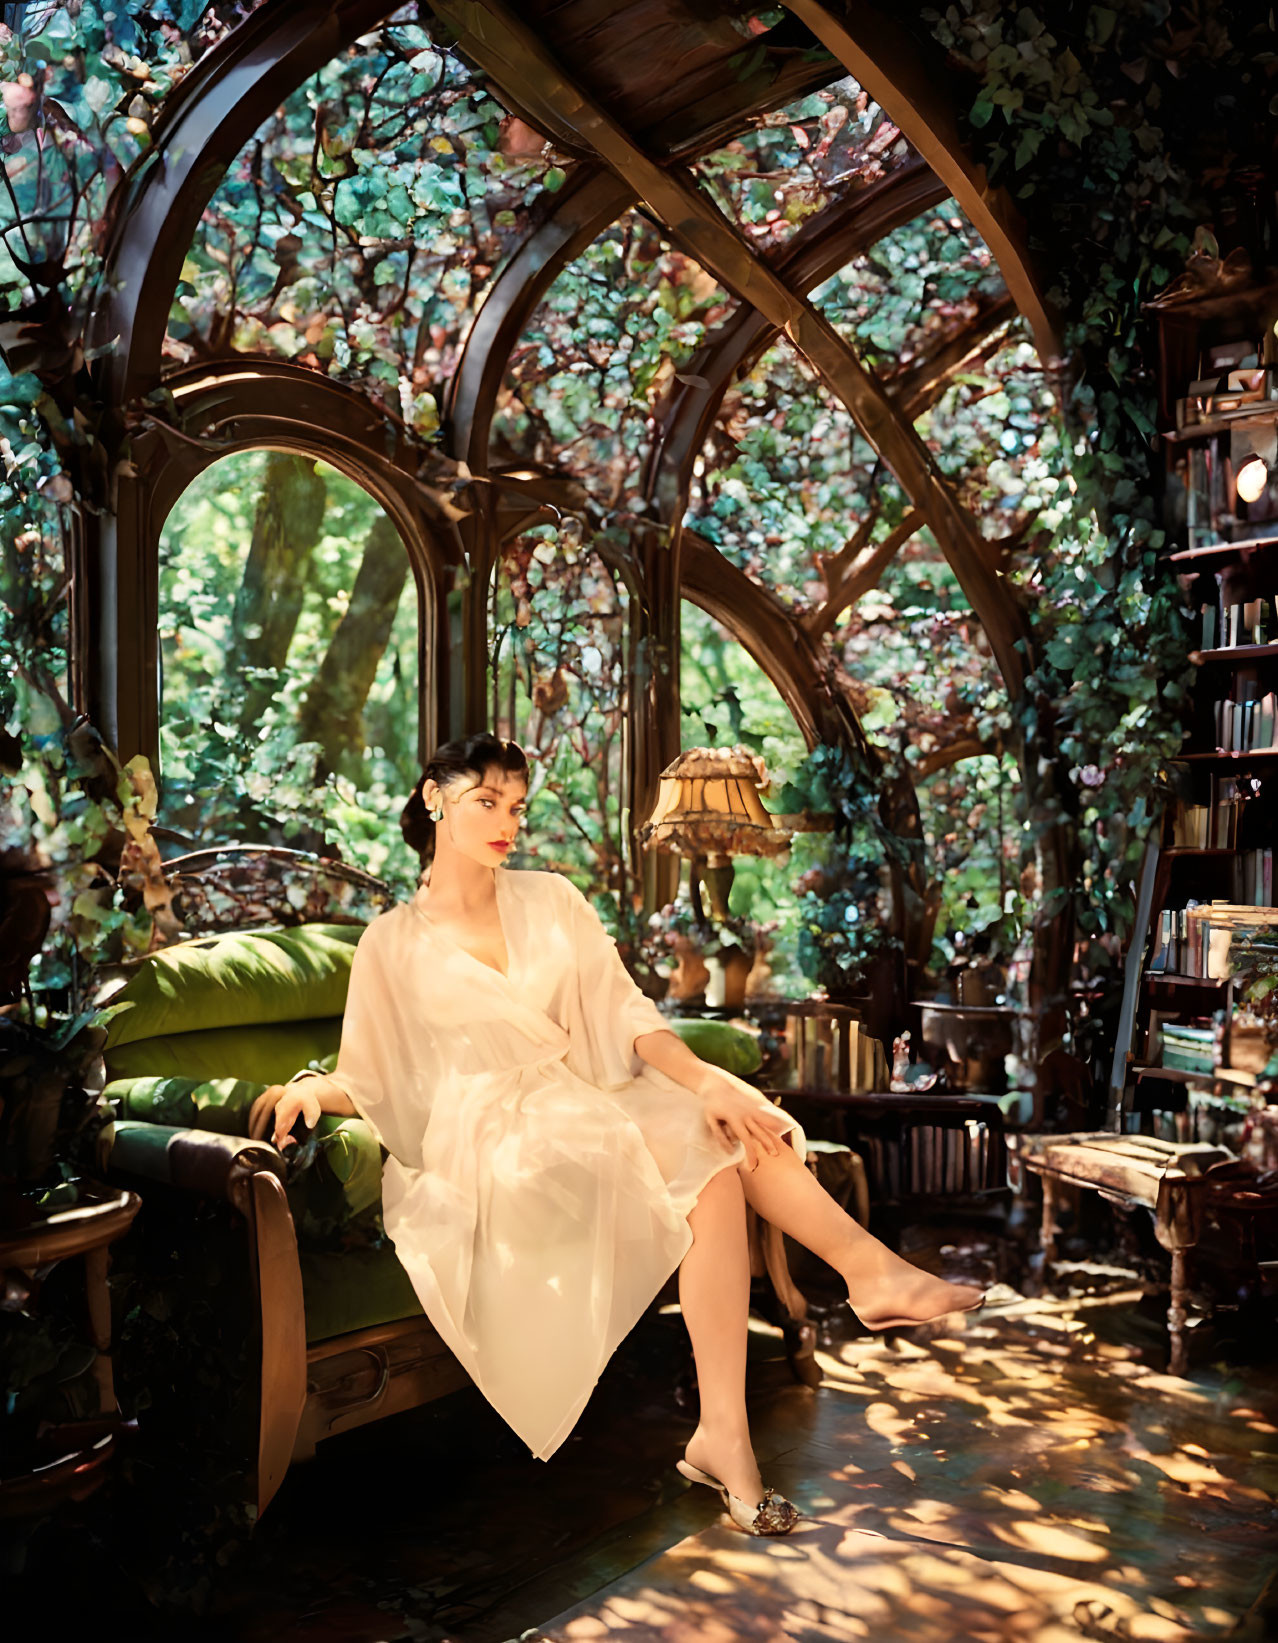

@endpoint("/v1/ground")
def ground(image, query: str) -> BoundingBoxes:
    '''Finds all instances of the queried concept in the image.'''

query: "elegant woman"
[249,733,983,1536]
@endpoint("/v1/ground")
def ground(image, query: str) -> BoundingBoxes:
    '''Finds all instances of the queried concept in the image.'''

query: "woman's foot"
[684,1424,764,1511]
[845,1248,985,1331]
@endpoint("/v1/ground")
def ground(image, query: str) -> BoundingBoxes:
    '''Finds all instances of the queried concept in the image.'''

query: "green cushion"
[103,1017,344,1085]
[106,1074,266,1135]
[304,1115,382,1217]
[669,1017,762,1078]
[100,924,364,1050]
[105,1071,383,1221]
[300,1246,423,1344]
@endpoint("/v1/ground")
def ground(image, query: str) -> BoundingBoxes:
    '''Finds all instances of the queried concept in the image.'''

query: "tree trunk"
[297,512,410,780]
[231,453,328,732]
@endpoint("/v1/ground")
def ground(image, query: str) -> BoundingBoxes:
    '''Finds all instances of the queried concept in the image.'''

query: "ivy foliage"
[691,77,914,253]
[7,0,1271,1010]
[774,742,902,992]
[170,18,561,436]
[922,0,1278,944]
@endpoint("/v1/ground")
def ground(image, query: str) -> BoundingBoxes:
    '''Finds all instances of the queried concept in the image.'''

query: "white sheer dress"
[313,865,807,1461]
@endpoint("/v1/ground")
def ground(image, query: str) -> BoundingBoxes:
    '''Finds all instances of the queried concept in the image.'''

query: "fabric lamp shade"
[640,746,791,862]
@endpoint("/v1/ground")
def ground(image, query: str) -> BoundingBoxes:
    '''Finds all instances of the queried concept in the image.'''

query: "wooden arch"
[100,361,457,767]
[781,2,1061,370]
[69,0,1076,1061]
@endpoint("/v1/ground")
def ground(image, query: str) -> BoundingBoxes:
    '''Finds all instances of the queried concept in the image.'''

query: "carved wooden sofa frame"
[105,1120,819,1516]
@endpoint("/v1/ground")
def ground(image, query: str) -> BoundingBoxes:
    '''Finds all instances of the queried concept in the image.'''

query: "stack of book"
[1170,781,1274,849]
[857,1119,1002,1200]
[1151,901,1278,979]
[1180,366,1278,430]
[785,1009,889,1092]
[1150,907,1198,974]
[1200,589,1269,648]
[1212,687,1278,752]
[1238,847,1276,904]
[1158,1021,1216,1074]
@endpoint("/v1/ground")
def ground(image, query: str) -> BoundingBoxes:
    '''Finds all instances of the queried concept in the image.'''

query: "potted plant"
[0,713,161,1541]
[646,897,713,1005]
[702,912,760,1011]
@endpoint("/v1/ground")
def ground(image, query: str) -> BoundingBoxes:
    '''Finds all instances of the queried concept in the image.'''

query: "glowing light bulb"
[1236,456,1269,503]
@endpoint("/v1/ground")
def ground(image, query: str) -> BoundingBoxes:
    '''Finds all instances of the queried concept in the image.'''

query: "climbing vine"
[922,0,1278,954]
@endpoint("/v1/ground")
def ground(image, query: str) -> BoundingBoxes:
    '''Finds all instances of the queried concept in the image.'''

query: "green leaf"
[970,96,995,130]
[1014,129,1043,169]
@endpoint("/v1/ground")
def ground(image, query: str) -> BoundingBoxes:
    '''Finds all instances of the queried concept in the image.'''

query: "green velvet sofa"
[99,918,807,1516]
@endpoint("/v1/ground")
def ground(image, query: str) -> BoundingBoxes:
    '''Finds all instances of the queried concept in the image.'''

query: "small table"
[1008,1131,1233,1374]
[0,1186,142,1519]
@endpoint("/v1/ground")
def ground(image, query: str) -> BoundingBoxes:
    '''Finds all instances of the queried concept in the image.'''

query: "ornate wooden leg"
[1167,1248,1188,1376]
[228,1166,308,1519]
[1040,1174,1060,1266]
[758,1218,820,1388]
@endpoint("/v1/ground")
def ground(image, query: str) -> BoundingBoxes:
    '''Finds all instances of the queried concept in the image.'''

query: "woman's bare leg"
[678,1165,766,1505]
[739,1141,984,1324]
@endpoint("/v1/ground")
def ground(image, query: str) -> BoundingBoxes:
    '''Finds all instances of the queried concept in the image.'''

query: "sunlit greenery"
[158,452,423,892]
[6,0,1268,1038]
[679,599,811,990]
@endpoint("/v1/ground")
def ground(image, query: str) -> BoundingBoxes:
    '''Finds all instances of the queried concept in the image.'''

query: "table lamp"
[639,744,791,922]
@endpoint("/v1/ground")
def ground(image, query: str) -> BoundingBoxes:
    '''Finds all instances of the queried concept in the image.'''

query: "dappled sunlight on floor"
[173,1224,1277,1642]
[531,1522,1207,1643]
[523,1276,1278,1643]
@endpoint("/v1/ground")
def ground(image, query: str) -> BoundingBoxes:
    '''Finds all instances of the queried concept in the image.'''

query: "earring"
[429,804,443,823]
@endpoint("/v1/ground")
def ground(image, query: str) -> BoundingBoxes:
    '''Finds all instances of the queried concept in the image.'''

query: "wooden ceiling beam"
[429,0,1036,699]
[779,2,1062,371]
[644,158,947,521]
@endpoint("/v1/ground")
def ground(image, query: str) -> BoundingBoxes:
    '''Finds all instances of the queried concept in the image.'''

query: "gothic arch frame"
[111,361,456,770]
[63,0,1076,1052]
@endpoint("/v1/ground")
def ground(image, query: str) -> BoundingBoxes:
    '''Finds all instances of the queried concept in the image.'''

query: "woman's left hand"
[697,1067,791,1170]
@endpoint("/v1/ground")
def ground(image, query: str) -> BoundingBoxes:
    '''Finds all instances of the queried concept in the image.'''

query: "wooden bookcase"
[1108,281,1278,1143]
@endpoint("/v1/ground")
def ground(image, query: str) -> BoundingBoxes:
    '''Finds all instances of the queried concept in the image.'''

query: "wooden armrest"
[101,1119,305,1516]
[103,1120,285,1197]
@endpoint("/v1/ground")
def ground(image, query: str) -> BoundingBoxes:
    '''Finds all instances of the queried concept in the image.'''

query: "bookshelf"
[1109,279,1278,1142]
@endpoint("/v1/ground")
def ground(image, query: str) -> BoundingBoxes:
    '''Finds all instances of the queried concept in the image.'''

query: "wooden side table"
[766,1087,1010,1242]
[0,1185,142,1520]
[1008,1132,1233,1373]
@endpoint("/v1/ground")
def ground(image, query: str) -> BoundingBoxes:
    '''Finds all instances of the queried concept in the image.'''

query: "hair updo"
[401,732,529,864]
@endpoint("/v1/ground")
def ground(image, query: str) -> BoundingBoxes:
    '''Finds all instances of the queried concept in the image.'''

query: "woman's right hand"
[248,1080,324,1149]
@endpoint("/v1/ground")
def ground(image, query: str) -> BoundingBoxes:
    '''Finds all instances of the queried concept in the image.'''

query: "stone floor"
[16,1217,1278,1640]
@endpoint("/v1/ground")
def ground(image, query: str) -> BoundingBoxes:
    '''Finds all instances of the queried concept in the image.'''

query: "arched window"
[156,449,422,889]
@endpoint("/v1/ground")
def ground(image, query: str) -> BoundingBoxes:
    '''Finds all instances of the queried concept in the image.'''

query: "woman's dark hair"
[401,732,529,863]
